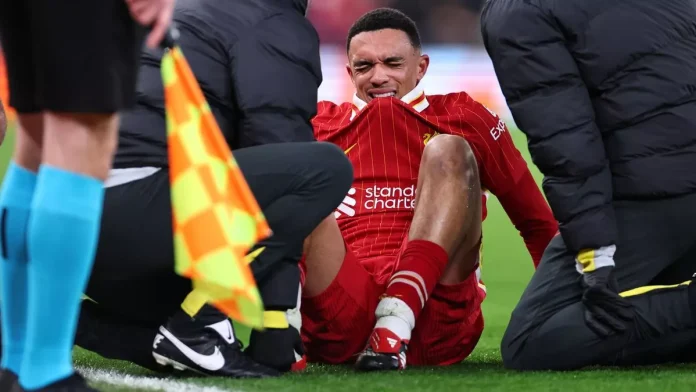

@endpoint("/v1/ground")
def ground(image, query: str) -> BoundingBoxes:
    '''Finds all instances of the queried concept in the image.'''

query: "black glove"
[580,266,634,337]
[246,323,305,372]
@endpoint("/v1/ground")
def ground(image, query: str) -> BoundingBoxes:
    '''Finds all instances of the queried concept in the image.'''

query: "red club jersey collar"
[351,84,429,120]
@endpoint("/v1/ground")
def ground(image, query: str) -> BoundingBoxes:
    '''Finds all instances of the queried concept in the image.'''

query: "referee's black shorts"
[0,0,145,113]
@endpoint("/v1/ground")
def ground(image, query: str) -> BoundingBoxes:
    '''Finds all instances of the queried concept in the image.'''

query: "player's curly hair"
[346,8,422,53]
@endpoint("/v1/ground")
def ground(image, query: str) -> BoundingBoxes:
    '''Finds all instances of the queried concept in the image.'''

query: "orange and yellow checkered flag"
[161,33,271,329]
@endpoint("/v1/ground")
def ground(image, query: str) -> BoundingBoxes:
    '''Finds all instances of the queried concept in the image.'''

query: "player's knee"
[500,320,563,371]
[500,328,527,370]
[422,134,478,182]
[500,308,540,371]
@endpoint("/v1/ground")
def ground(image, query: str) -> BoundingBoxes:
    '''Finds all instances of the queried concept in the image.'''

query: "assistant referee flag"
[160,29,270,329]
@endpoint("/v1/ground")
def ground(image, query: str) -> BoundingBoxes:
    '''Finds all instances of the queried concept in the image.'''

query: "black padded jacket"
[114,0,320,168]
[481,0,696,252]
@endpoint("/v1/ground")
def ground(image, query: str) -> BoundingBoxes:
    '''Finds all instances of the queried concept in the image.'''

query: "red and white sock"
[374,240,448,341]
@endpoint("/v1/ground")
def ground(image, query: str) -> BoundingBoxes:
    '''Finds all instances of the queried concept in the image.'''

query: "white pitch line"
[77,366,240,392]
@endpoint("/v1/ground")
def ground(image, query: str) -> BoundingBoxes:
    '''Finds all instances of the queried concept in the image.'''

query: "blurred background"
[308,0,485,46]
[307,0,512,121]
[1,0,512,124]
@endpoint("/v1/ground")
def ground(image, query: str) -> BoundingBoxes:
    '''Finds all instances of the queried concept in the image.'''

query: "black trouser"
[73,142,352,368]
[502,192,696,370]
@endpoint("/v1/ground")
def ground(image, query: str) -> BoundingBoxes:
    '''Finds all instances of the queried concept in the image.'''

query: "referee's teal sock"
[19,165,104,390]
[0,162,37,375]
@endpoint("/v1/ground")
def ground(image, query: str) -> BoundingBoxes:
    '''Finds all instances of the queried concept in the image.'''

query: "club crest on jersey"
[423,131,441,146]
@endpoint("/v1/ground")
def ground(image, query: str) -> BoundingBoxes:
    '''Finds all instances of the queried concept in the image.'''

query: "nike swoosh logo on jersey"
[344,143,357,155]
[159,326,225,371]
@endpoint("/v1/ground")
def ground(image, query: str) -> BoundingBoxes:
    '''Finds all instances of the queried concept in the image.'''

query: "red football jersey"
[312,88,528,263]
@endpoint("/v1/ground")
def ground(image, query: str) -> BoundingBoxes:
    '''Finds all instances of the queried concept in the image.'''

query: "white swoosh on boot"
[159,326,225,371]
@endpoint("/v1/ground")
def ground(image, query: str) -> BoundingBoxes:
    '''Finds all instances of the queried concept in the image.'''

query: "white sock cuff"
[375,297,416,329]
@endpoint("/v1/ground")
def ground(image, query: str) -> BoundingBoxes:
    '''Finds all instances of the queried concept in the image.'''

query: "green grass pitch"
[0,127,694,391]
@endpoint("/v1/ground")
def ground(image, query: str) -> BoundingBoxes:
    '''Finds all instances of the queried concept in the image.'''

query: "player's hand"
[246,324,306,372]
[577,250,634,338]
[125,0,175,48]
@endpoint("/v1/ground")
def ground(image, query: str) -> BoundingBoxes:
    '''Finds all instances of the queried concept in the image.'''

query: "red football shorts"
[300,239,486,366]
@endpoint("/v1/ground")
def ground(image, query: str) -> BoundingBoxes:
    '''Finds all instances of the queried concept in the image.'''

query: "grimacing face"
[347,28,429,103]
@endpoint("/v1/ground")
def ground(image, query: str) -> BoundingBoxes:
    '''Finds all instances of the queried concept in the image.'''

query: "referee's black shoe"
[152,305,279,378]
[0,369,21,392]
[4,372,99,392]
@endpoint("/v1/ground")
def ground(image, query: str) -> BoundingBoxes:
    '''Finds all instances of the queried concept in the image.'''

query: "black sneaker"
[23,373,98,392]
[0,369,21,392]
[152,305,280,378]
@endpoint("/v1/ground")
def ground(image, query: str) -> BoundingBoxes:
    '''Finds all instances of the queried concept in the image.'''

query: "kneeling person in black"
[80,141,351,376]
[482,0,696,370]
